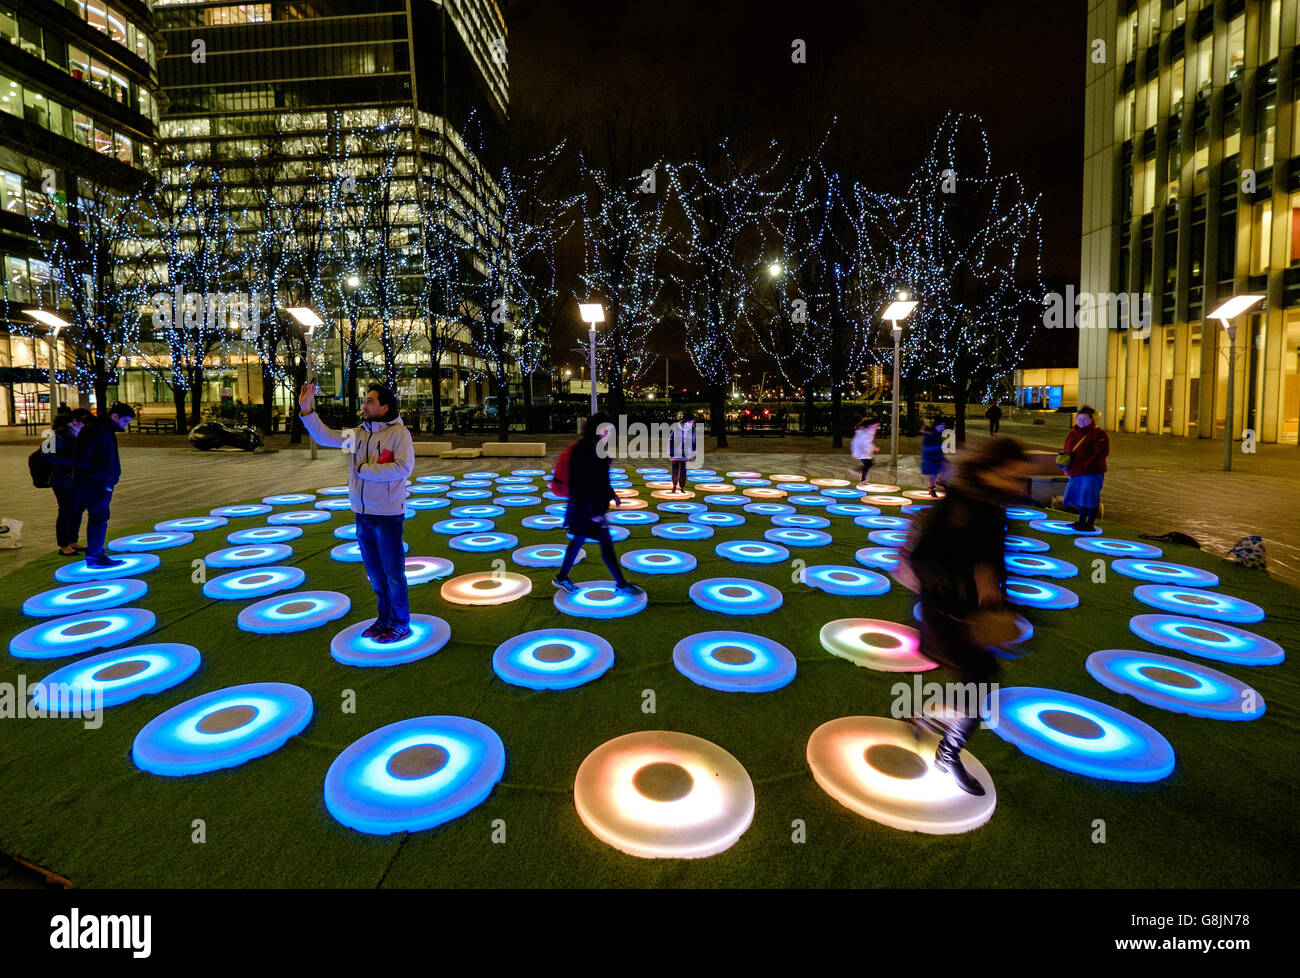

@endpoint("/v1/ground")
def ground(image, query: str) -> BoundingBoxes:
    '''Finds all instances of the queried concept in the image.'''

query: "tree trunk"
[496,368,510,443]
[831,386,843,449]
[431,351,444,435]
[830,317,844,449]
[953,381,968,445]
[94,378,108,416]
[188,364,202,430]
[260,368,275,437]
[803,387,815,437]
[522,372,535,433]
[710,382,727,449]
[172,384,187,433]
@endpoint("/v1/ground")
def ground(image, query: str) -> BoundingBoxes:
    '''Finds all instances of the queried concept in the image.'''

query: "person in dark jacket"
[906,437,1034,796]
[73,402,135,568]
[919,423,946,496]
[1060,405,1110,532]
[48,408,91,555]
[668,411,697,492]
[553,413,643,595]
[985,403,1002,435]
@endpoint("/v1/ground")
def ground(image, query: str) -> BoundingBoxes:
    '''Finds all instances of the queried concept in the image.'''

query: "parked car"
[188,421,263,451]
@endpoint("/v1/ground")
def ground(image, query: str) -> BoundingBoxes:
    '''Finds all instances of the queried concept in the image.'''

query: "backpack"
[28,448,54,489]
[1227,535,1267,571]
[551,443,576,498]
[1139,531,1201,549]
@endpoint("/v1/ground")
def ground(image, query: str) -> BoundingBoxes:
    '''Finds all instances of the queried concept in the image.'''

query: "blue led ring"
[449,532,517,553]
[432,518,494,535]
[1111,559,1220,588]
[203,566,305,600]
[690,512,745,527]
[513,544,585,568]
[236,590,351,634]
[1004,535,1051,553]
[227,526,301,545]
[262,493,316,505]
[765,528,832,547]
[1003,576,1079,610]
[620,549,697,575]
[107,531,194,552]
[854,547,901,571]
[652,523,713,541]
[31,642,201,710]
[1127,614,1284,666]
[1073,537,1163,558]
[803,565,890,596]
[553,581,648,619]
[688,578,783,615]
[1004,554,1079,579]
[205,544,295,568]
[493,628,615,690]
[331,542,410,563]
[267,510,331,525]
[1131,585,1264,624]
[673,630,796,692]
[330,614,452,667]
[154,517,228,532]
[211,504,272,518]
[714,540,790,564]
[22,579,148,617]
[1086,649,1266,721]
[9,608,156,659]
[54,553,160,583]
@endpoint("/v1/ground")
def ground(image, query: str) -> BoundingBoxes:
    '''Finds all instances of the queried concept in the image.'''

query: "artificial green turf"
[0,475,1297,888]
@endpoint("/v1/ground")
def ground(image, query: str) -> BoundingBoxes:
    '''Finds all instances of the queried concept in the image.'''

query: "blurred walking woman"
[1059,405,1109,532]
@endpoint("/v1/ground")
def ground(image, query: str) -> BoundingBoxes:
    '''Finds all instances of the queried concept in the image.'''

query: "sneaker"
[84,556,126,569]
[615,581,644,596]
[552,576,579,594]
[361,621,388,639]
[375,624,412,644]
[58,547,79,557]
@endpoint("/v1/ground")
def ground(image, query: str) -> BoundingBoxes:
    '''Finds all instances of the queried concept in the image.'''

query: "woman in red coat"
[1060,405,1110,532]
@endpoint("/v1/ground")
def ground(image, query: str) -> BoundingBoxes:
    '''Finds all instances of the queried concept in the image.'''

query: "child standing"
[850,418,879,485]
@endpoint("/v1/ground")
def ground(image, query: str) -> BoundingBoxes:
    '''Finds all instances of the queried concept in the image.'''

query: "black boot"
[1082,507,1098,531]
[934,716,985,796]
[1068,508,1088,531]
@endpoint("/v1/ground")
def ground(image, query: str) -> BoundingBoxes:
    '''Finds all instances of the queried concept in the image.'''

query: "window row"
[64,0,156,65]
[1,168,66,224]
[0,72,153,170]
[3,253,57,307]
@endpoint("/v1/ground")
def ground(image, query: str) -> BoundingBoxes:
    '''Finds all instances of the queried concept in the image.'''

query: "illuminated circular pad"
[202,566,305,600]
[262,493,316,505]
[607,510,659,526]
[494,495,540,507]
[521,515,564,530]
[1073,537,1163,558]
[30,643,201,710]
[9,608,156,659]
[986,686,1175,782]
[862,495,909,507]
[154,517,228,532]
[330,614,452,667]
[743,502,795,516]
[324,716,504,835]
[1005,507,1047,521]
[1004,535,1051,553]
[1128,614,1284,665]
[492,628,615,690]
[826,504,880,517]
[406,497,451,511]
[55,553,160,583]
[267,510,331,525]
[1131,585,1264,624]
[689,512,744,527]
[1111,559,1220,587]
[404,556,454,585]
[1028,518,1102,536]
[715,540,789,564]
[688,578,782,616]
[236,590,351,634]
[657,501,706,515]
[450,505,506,519]
[331,542,409,563]
[415,474,454,483]
[868,529,909,547]
[1086,649,1266,721]
[334,524,359,540]
[673,631,796,692]
[803,565,890,597]
[820,618,935,672]
[1004,577,1079,610]
[449,532,517,553]
[854,547,901,571]
[211,504,272,518]
[573,731,754,859]
[764,528,831,547]
[854,515,908,529]
[227,526,301,545]
[652,523,713,541]
[440,572,532,605]
[205,544,295,568]
[772,514,830,529]
[807,716,995,834]
[433,518,493,535]
[314,499,353,511]
[513,543,583,568]
[1004,554,1079,578]
[132,682,313,777]
[621,549,697,574]
[22,579,148,617]
[554,581,648,618]
[107,531,194,552]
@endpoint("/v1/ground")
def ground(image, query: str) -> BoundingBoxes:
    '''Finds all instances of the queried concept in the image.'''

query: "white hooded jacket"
[300,411,414,516]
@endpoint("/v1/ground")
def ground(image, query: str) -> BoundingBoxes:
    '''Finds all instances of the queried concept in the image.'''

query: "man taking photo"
[74,402,135,569]
[299,383,414,643]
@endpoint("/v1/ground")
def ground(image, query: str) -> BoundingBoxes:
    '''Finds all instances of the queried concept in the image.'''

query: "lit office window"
[1256,100,1276,170]
[1252,201,1272,275]
[0,74,19,117]
[1194,36,1212,97]
[1227,15,1245,86]
[85,0,108,34]
[1261,0,1281,63]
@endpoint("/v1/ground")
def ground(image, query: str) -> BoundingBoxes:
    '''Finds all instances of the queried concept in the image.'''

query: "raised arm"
[297,383,344,449]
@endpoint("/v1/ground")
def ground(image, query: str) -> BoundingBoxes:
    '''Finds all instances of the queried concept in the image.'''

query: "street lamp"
[578,302,604,416]
[768,261,783,277]
[881,292,918,471]
[1207,294,1264,472]
[286,306,325,460]
[24,309,68,425]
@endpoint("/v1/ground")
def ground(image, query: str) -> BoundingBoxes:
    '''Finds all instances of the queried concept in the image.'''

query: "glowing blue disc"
[30,642,201,710]
[493,628,615,690]
[1132,585,1264,624]
[330,614,452,667]
[513,543,583,568]
[803,565,890,596]
[331,541,409,562]
[657,502,707,515]
[107,531,194,552]
[690,511,745,527]
[1005,535,1051,553]
[452,479,491,489]
[404,556,454,584]
[448,489,492,500]
[854,515,908,529]
[154,517,228,532]
[267,510,331,525]
[867,529,909,547]
[521,514,565,530]
[408,485,449,495]
[1086,649,1266,721]
[777,482,815,493]
[54,553,160,583]
[703,494,748,507]
[569,525,630,542]
[651,522,712,541]
[433,518,494,535]
[715,540,790,564]
[450,505,506,519]
[495,483,539,495]
[1128,614,1284,665]
[620,549,697,574]
[133,682,313,777]
[855,547,901,571]
[416,474,454,483]
[9,607,156,659]
[744,503,796,516]
[449,532,517,553]
[319,485,351,495]
[211,504,273,518]
[608,510,659,526]
[262,493,316,506]
[314,498,354,511]
[1004,576,1079,610]
[227,526,301,545]
[609,481,633,489]
[407,497,451,511]
[900,504,933,515]
[985,686,1175,782]
[324,715,505,835]
[826,504,880,517]
[1028,518,1102,536]
[494,496,541,508]
[673,631,796,693]
[772,514,830,528]
[511,469,546,477]
[203,566,305,600]
[789,494,832,507]
[823,487,867,499]
[1006,507,1048,521]
[205,544,295,568]
[237,590,351,634]
[733,478,771,487]
[1004,554,1079,579]
[637,467,670,475]
[545,503,568,515]
[543,491,566,501]
[765,528,832,547]
[553,581,648,618]
[689,578,783,615]
[22,579,148,617]
[686,470,716,479]
[1072,537,1163,557]
[1111,559,1219,587]
[464,471,499,479]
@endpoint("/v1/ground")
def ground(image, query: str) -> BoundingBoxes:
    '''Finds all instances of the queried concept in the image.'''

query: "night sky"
[505,0,1087,388]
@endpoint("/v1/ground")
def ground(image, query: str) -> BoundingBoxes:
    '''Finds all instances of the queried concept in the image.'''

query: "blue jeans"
[78,487,113,560]
[354,513,409,628]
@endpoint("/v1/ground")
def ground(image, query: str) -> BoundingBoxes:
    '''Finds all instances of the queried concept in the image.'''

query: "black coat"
[47,424,79,491]
[563,438,614,537]
[908,484,1006,616]
[73,417,122,491]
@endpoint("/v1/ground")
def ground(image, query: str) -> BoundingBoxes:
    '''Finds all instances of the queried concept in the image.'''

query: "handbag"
[1056,429,1095,470]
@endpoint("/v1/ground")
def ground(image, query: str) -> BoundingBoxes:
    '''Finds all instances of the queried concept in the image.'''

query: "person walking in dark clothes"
[73,402,135,568]
[985,403,1002,435]
[48,408,91,555]
[904,438,1035,795]
[553,413,643,595]
[668,411,697,492]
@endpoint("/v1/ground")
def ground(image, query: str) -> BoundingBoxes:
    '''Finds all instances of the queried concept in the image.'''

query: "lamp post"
[578,302,604,416]
[24,310,69,425]
[286,306,324,460]
[881,293,918,471]
[1206,294,1263,472]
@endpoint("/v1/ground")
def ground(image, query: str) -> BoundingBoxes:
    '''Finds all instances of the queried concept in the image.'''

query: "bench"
[440,447,482,459]
[412,441,453,457]
[1026,475,1068,505]
[136,419,177,434]
[480,442,546,458]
